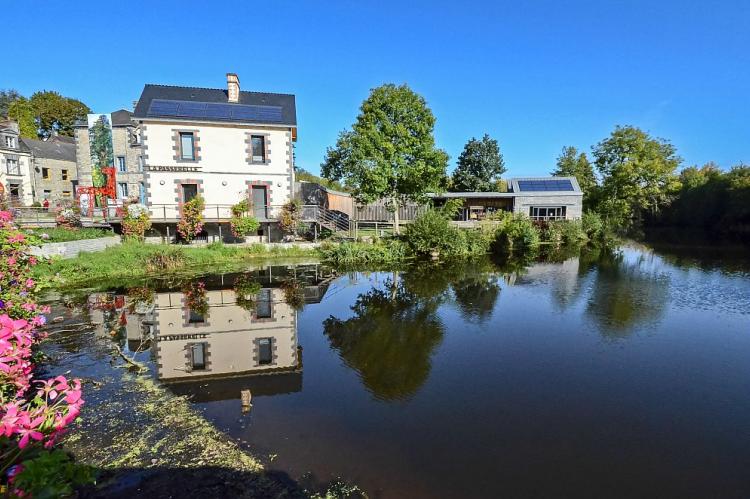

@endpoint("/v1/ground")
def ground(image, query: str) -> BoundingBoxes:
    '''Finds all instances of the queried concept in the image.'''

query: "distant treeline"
[645,163,750,240]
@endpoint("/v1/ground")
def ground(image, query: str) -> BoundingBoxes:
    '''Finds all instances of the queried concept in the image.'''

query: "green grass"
[35,241,320,288]
[27,227,114,243]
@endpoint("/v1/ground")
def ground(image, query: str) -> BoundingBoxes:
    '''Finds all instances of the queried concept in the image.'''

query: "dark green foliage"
[451,134,506,192]
[551,146,598,209]
[647,163,750,239]
[321,83,449,231]
[319,240,410,266]
[0,89,21,118]
[592,126,681,229]
[491,213,541,254]
[295,167,348,192]
[581,211,606,240]
[13,450,96,499]
[30,91,91,138]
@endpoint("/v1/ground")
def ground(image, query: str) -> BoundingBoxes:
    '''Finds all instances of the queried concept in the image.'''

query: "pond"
[46,243,750,498]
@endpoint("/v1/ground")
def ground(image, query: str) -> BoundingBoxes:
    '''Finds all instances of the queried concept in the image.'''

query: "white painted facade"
[139,121,295,220]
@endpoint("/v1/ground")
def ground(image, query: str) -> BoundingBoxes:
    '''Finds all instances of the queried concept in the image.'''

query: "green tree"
[29,91,90,138]
[321,83,449,233]
[88,115,113,187]
[450,134,506,192]
[592,126,681,229]
[7,97,37,138]
[0,89,21,118]
[551,146,598,208]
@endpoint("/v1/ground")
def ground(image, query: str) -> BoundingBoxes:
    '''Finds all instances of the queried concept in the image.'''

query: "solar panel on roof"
[517,179,574,192]
[147,99,284,123]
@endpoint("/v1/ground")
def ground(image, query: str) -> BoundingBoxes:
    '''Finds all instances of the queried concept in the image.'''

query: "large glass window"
[180,132,195,160]
[529,206,566,220]
[251,135,265,162]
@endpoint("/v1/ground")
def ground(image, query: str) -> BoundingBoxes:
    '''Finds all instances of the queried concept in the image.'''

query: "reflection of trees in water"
[585,247,669,338]
[323,279,444,402]
[451,276,500,323]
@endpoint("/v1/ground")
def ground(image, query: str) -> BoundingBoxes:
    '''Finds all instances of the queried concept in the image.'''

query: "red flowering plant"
[0,211,88,495]
[176,196,205,242]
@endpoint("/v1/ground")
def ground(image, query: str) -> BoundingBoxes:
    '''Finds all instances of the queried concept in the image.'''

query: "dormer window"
[4,136,15,148]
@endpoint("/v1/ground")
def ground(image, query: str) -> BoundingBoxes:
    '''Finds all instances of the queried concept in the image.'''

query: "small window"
[117,182,128,199]
[251,135,265,163]
[137,155,144,172]
[188,309,205,324]
[7,158,20,175]
[41,167,50,179]
[61,169,68,180]
[117,156,126,172]
[190,343,207,370]
[62,191,71,198]
[258,338,273,365]
[179,132,195,160]
[8,183,21,199]
[5,136,15,148]
[43,190,51,199]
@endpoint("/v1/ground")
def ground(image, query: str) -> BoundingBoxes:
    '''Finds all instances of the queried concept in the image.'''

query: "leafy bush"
[122,203,152,241]
[229,199,260,238]
[279,199,303,236]
[177,196,205,242]
[54,199,81,229]
[320,240,410,266]
[582,211,605,240]
[493,213,540,254]
[404,209,458,256]
[539,220,587,246]
[12,450,96,498]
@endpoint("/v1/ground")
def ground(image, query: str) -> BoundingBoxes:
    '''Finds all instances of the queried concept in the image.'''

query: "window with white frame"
[4,136,15,148]
[117,156,126,172]
[6,156,20,175]
[117,182,128,199]
[529,206,566,220]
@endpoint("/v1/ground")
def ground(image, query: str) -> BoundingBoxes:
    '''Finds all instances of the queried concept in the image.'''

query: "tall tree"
[0,89,21,118]
[551,146,598,208]
[321,84,448,233]
[7,98,37,138]
[29,91,90,138]
[450,134,506,192]
[592,126,681,229]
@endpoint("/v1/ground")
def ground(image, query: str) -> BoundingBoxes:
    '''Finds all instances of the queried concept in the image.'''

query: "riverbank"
[35,241,322,288]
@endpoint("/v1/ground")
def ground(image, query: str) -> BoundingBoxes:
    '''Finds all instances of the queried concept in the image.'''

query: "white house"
[131,73,297,242]
[0,120,34,205]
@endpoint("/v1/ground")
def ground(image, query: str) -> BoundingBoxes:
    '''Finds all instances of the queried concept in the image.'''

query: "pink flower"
[25,279,34,289]
[7,257,15,266]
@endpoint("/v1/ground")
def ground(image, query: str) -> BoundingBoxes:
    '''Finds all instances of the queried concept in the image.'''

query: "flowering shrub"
[177,196,205,242]
[233,275,261,312]
[54,200,82,229]
[279,199,302,236]
[182,281,208,317]
[0,210,87,495]
[122,203,152,241]
[228,199,260,238]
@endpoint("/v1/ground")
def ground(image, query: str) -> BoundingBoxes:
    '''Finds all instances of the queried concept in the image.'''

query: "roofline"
[132,116,297,129]
[141,83,296,98]
[509,176,582,193]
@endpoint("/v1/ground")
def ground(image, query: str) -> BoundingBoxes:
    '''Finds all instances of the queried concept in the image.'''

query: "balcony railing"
[104,203,324,222]
[529,215,567,221]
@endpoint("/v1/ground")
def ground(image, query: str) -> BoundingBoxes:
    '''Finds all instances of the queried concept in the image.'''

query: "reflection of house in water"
[506,257,583,309]
[152,265,334,401]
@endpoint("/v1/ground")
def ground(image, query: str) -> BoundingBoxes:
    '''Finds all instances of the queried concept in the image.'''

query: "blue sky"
[5,0,748,177]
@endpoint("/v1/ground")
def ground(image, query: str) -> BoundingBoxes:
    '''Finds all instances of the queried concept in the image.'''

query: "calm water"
[57,244,750,498]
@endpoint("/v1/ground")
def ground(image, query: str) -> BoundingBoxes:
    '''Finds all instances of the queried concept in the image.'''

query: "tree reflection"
[323,281,444,402]
[585,247,669,338]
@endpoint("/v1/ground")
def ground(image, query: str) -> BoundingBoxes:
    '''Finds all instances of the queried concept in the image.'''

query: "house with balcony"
[130,73,297,242]
[0,120,33,205]
[430,176,583,222]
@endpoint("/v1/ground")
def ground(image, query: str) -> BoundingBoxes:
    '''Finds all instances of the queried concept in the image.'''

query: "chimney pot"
[227,73,240,103]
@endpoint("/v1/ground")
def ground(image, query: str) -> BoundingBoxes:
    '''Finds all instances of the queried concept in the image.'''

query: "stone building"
[75,109,145,202]
[430,177,583,221]
[130,73,297,242]
[0,120,33,205]
[21,135,77,202]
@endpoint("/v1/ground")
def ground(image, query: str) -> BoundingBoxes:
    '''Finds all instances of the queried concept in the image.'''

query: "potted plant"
[230,199,261,243]
[177,196,205,243]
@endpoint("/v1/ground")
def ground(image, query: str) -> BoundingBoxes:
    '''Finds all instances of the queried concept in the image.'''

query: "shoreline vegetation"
[36,206,608,289]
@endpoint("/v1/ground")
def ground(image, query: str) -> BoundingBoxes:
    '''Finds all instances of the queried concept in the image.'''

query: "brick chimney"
[227,73,240,103]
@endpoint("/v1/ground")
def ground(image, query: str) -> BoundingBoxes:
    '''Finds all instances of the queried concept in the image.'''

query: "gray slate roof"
[111,109,133,127]
[132,84,297,126]
[20,136,76,162]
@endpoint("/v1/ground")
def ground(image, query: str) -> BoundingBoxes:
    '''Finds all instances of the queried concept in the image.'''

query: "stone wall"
[31,156,77,202]
[30,236,121,259]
